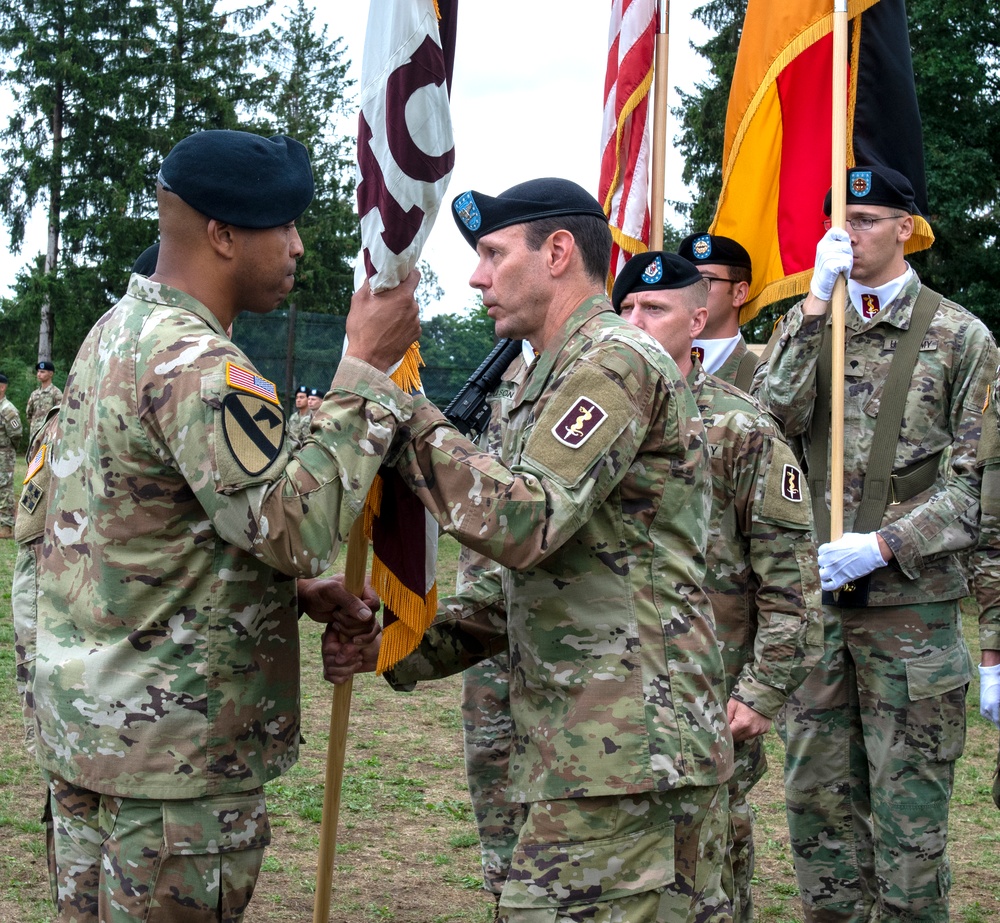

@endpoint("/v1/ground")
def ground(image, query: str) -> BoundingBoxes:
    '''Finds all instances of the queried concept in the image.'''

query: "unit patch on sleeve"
[221,391,286,476]
[551,397,608,448]
[761,441,812,527]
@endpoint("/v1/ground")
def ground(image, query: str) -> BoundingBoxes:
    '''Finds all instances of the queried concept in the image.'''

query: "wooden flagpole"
[312,518,369,923]
[649,0,670,249]
[829,0,848,541]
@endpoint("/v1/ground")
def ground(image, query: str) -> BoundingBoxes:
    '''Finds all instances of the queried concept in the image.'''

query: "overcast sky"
[0,1,710,313]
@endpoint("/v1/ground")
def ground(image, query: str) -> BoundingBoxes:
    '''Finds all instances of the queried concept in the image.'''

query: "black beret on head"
[37,361,55,372]
[132,242,159,276]
[0,373,8,384]
[678,233,752,273]
[308,388,321,397]
[823,165,916,216]
[452,177,607,249]
[296,385,308,395]
[158,130,315,229]
[611,251,703,313]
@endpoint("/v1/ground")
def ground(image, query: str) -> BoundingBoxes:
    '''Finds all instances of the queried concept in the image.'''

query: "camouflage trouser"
[462,652,529,895]
[0,444,14,526]
[779,600,969,922]
[723,736,766,923]
[12,544,39,755]
[43,772,271,922]
[498,784,731,923]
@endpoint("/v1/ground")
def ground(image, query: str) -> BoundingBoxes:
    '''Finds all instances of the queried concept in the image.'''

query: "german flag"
[712,0,934,323]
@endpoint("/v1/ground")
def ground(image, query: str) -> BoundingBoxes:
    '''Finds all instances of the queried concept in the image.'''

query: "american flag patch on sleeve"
[226,363,280,405]
[24,444,46,484]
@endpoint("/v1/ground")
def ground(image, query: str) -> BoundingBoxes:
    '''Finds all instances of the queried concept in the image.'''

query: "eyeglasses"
[823,216,903,231]
[699,275,735,291]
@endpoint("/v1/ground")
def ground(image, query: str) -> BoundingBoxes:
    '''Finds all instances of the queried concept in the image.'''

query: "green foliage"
[419,301,497,407]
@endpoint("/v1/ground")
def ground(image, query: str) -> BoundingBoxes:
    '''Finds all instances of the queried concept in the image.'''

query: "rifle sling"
[808,284,943,544]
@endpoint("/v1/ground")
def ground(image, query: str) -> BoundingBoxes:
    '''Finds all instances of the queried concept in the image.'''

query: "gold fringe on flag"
[372,556,438,674]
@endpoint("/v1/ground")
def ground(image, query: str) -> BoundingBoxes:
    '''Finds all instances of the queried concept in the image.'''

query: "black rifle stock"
[443,338,523,437]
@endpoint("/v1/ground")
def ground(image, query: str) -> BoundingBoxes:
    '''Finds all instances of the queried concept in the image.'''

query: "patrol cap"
[158,130,314,229]
[37,361,55,372]
[611,251,702,313]
[0,373,7,384]
[132,242,159,276]
[823,165,916,215]
[678,233,752,273]
[452,177,607,249]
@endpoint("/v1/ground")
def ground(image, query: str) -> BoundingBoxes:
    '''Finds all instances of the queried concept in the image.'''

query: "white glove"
[809,228,853,301]
[817,532,886,591]
[979,663,1000,727]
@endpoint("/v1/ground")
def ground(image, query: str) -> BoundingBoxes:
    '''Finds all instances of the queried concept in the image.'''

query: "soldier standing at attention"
[677,233,758,391]
[326,177,735,923]
[613,251,823,922]
[27,129,421,923]
[25,360,62,438]
[753,165,998,922]
[287,383,311,447]
[0,372,23,539]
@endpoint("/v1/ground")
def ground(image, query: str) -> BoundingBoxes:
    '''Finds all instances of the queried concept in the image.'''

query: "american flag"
[599,0,656,290]
[225,363,279,405]
[24,443,46,483]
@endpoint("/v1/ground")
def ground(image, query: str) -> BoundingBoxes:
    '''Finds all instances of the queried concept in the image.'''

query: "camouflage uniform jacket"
[287,409,312,447]
[712,334,750,386]
[689,362,823,718]
[390,295,734,802]
[32,274,412,799]
[0,395,22,449]
[26,383,62,436]
[752,273,997,606]
[970,370,1000,652]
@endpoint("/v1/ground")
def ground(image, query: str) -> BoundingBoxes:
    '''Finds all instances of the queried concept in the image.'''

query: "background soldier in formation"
[328,177,735,922]
[612,250,824,922]
[23,129,420,923]
[287,384,311,447]
[24,361,62,438]
[0,372,22,539]
[752,165,999,923]
[677,233,758,391]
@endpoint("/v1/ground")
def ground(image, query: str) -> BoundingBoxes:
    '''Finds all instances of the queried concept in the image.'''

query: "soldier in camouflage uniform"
[26,130,421,923]
[677,234,758,390]
[287,384,311,447]
[0,372,23,538]
[752,166,998,922]
[613,251,824,922]
[328,178,735,923]
[25,360,62,438]
[970,373,1000,811]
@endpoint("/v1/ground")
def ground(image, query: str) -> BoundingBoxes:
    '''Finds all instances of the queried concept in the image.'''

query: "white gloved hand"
[817,532,886,591]
[979,663,1000,727]
[809,227,853,301]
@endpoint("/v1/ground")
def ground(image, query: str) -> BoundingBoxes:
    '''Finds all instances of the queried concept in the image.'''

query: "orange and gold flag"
[713,0,934,323]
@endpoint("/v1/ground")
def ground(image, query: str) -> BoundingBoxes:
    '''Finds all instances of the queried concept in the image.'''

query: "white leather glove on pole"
[817,532,886,591]
[810,227,853,301]
[979,663,1000,727]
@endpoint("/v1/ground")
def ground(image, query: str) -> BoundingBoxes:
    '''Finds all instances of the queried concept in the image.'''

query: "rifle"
[443,337,523,437]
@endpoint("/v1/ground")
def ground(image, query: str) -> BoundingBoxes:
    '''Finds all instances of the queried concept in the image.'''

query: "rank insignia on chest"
[20,479,43,515]
[225,363,280,405]
[782,463,804,502]
[222,392,286,475]
[552,397,608,448]
[23,443,46,484]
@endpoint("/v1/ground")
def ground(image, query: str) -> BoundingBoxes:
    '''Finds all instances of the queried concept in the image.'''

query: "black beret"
[611,251,703,313]
[0,373,8,384]
[678,233,752,273]
[37,361,55,372]
[158,130,314,229]
[452,177,607,249]
[823,166,916,215]
[132,242,159,276]
[295,385,308,395]
[308,388,321,397]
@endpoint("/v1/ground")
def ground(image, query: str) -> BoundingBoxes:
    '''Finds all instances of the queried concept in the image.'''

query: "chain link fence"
[231,307,477,412]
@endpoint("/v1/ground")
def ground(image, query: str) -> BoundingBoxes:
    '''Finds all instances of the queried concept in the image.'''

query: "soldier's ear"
[732,281,750,309]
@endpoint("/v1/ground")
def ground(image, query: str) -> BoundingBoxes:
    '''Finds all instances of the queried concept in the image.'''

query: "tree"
[0,0,274,368]
[263,0,359,315]
[673,0,1000,338]
[418,302,496,407]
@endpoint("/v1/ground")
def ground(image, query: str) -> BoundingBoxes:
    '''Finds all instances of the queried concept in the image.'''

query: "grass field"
[2,452,1000,920]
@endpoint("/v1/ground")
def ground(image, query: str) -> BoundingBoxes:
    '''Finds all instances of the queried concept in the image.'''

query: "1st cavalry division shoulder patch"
[222,391,286,476]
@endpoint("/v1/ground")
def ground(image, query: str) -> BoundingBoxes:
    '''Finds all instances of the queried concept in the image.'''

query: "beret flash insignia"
[454,192,482,232]
[849,170,872,197]
[692,234,712,259]
[641,256,663,284]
